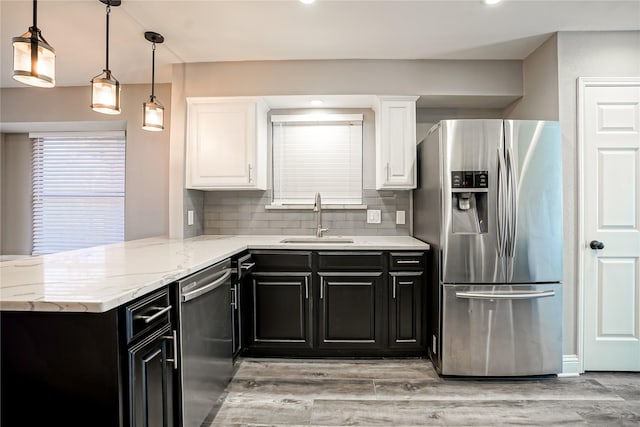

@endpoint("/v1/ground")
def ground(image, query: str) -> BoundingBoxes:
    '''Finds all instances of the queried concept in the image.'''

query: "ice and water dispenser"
[451,170,488,234]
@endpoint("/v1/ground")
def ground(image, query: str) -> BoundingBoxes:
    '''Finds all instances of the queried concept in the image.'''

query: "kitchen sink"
[280,237,354,244]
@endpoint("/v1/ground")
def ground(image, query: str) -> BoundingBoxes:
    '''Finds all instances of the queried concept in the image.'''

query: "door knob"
[590,240,605,250]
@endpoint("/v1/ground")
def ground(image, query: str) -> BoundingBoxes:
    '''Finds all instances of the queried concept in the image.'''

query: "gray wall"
[505,34,559,120]
[171,59,524,237]
[0,83,172,252]
[0,133,32,255]
[0,133,3,249]
[556,30,640,357]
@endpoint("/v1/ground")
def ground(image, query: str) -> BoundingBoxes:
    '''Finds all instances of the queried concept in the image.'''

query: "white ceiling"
[1,0,638,89]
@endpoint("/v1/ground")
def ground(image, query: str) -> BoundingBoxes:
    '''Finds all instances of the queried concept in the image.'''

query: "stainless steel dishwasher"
[176,259,233,427]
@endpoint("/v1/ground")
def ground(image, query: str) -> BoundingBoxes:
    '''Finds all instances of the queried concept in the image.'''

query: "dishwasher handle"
[182,268,232,302]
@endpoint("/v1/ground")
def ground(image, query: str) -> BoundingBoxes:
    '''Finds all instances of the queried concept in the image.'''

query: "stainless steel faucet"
[313,192,328,238]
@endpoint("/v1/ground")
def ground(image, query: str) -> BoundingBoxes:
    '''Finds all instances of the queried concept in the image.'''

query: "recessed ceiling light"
[300,0,316,4]
[483,0,503,5]
[310,100,323,106]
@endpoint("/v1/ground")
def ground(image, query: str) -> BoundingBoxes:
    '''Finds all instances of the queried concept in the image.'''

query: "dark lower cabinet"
[317,272,384,349]
[249,272,313,350]
[0,286,178,427]
[125,287,177,427]
[128,324,175,427]
[389,272,424,350]
[245,250,427,357]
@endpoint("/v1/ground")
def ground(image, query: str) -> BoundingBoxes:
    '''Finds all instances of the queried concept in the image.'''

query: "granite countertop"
[0,235,429,313]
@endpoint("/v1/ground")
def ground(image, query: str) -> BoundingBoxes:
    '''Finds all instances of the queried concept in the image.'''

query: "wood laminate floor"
[209,358,640,426]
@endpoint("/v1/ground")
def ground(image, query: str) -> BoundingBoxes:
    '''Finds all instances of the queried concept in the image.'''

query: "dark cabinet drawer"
[124,288,172,344]
[318,251,384,271]
[251,250,312,271]
[389,252,426,271]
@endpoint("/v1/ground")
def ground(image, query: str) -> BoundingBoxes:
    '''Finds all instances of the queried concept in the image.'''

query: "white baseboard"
[560,354,582,376]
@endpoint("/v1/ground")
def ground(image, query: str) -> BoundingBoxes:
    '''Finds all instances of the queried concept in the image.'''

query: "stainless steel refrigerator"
[414,119,563,377]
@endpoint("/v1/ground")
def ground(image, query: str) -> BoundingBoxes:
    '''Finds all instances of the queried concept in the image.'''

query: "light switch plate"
[396,210,406,225]
[367,209,381,224]
[187,210,194,226]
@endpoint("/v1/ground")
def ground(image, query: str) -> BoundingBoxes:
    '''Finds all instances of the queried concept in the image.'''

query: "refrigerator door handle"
[455,290,556,300]
[496,148,508,257]
[506,147,518,258]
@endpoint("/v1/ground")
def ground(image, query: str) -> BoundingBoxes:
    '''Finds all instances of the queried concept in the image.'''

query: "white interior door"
[581,77,640,371]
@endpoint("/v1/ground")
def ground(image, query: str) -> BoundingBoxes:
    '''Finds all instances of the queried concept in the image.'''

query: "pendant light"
[91,0,121,115]
[12,0,56,88]
[142,31,165,131]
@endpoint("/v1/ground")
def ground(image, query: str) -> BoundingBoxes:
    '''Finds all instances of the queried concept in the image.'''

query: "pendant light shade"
[91,0,121,115]
[142,31,165,131]
[143,99,164,131]
[91,70,121,114]
[12,0,56,88]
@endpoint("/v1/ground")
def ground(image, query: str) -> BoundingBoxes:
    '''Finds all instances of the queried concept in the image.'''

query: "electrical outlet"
[187,210,194,226]
[396,210,406,225]
[367,209,381,224]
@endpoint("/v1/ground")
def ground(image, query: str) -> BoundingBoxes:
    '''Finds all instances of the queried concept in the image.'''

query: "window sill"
[264,204,368,211]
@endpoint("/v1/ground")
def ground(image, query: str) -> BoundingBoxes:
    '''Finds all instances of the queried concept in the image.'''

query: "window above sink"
[271,113,364,208]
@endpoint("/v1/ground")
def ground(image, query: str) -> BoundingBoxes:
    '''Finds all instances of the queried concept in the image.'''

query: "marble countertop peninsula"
[0,235,429,313]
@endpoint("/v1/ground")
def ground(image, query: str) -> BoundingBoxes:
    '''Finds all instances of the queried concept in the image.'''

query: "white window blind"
[31,132,126,255]
[272,114,363,205]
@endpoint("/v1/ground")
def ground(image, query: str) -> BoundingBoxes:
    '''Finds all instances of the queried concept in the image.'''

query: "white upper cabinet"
[185,97,268,190]
[374,96,418,190]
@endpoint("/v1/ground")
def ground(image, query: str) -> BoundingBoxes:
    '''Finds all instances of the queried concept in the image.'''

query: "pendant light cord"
[151,42,156,99]
[33,0,38,29]
[105,4,111,71]
[29,0,52,46]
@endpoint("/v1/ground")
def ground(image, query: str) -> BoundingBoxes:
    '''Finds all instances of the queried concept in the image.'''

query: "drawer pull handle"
[136,305,171,324]
[240,262,255,270]
[397,260,420,264]
[164,329,178,370]
[392,276,396,299]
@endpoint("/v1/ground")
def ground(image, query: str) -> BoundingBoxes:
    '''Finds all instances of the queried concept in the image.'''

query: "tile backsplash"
[203,189,410,236]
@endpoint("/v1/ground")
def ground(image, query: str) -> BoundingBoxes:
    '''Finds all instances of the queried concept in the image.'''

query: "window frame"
[30,131,126,255]
[270,113,364,207]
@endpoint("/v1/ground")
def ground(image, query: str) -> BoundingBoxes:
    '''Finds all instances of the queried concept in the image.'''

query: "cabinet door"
[375,96,418,189]
[250,272,313,349]
[317,272,384,349]
[389,272,424,350]
[185,97,267,190]
[129,324,175,427]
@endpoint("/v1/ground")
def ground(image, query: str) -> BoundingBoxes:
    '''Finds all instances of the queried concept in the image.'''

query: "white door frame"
[576,76,640,374]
